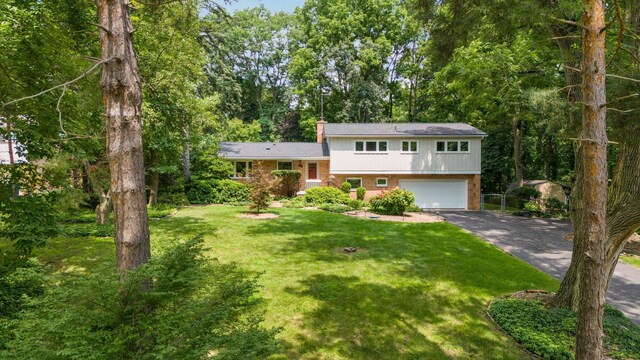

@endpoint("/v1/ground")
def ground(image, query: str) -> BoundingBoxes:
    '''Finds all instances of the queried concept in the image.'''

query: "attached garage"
[399,179,468,209]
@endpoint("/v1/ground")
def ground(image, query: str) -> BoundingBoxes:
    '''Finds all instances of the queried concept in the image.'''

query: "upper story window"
[402,141,418,152]
[355,141,388,153]
[277,161,293,170]
[437,140,470,153]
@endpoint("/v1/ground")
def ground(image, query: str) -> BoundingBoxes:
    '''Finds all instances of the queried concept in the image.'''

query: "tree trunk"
[575,1,608,359]
[97,0,150,273]
[182,125,190,183]
[148,171,159,207]
[6,119,14,166]
[551,0,640,311]
[512,115,524,187]
[96,190,112,225]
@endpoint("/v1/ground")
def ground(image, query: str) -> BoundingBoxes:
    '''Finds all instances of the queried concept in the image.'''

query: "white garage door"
[399,179,468,209]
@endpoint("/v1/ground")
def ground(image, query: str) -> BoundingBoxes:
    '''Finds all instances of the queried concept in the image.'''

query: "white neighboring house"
[219,122,486,210]
[0,122,26,165]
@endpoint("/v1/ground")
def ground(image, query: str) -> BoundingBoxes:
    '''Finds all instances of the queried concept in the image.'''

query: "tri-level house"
[218,121,486,210]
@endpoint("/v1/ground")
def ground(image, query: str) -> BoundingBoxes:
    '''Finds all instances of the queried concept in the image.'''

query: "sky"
[225,0,305,13]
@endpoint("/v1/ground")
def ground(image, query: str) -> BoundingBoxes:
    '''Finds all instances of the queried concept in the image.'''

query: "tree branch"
[607,108,639,114]
[607,73,640,83]
[549,16,586,30]
[57,86,68,136]
[88,22,111,35]
[1,56,117,108]
[607,0,624,65]
[602,93,640,107]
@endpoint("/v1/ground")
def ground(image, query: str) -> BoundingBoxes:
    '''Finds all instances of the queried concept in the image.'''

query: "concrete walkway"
[442,211,640,323]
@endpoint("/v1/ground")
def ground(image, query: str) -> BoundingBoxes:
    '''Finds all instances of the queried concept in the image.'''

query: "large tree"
[97,0,150,272]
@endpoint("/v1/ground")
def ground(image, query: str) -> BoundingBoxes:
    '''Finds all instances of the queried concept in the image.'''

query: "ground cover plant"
[488,298,640,359]
[12,205,564,359]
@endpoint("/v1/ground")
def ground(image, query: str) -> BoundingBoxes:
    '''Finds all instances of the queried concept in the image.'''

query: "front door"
[308,162,318,179]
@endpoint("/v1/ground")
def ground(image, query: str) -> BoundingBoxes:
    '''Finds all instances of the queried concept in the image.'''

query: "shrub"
[508,186,542,209]
[271,170,302,197]
[349,199,364,210]
[283,196,306,208]
[157,192,189,207]
[186,179,251,205]
[318,203,351,213]
[0,259,46,350]
[305,187,351,205]
[369,189,415,216]
[524,201,542,216]
[356,186,366,200]
[340,182,352,193]
[62,223,115,237]
[0,195,60,255]
[1,236,281,359]
[544,198,566,217]
[59,210,96,224]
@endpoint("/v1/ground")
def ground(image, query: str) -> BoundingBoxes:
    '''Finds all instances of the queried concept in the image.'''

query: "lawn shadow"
[282,274,517,359]
[151,215,214,239]
[34,235,115,273]
[240,210,551,358]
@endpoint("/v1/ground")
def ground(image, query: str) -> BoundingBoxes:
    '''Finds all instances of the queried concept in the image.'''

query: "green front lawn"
[621,255,640,269]
[36,206,558,359]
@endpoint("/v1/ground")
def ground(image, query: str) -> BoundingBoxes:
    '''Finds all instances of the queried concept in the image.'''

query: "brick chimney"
[316,119,327,143]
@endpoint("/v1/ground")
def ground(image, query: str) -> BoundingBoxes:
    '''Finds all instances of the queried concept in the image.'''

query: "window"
[376,178,388,187]
[277,161,293,170]
[355,141,388,152]
[437,140,471,153]
[234,161,253,177]
[346,178,362,190]
[402,141,418,152]
[365,141,377,151]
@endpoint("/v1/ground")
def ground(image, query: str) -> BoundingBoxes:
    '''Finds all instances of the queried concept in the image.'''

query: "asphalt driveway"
[442,211,640,323]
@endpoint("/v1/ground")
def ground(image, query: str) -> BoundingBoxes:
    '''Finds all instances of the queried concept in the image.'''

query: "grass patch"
[30,205,560,359]
[488,298,640,359]
[621,255,640,269]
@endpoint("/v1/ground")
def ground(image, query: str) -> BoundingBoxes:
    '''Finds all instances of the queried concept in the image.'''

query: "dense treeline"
[201,1,579,192]
[2,0,637,200]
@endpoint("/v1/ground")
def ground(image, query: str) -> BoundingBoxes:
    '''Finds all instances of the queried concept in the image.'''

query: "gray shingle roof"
[323,123,486,137]
[218,142,330,159]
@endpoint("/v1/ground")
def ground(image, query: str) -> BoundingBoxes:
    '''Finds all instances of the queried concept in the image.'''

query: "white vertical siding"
[328,137,481,174]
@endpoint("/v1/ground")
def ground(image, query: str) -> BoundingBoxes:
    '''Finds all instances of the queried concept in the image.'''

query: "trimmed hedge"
[356,187,366,201]
[186,179,251,205]
[340,182,352,193]
[507,186,542,209]
[305,187,351,205]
